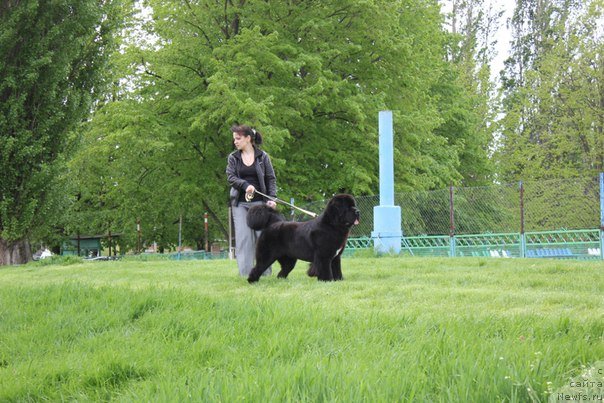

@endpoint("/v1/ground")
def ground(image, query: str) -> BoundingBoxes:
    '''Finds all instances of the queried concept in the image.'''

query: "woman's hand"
[266,200,277,209]
[244,185,255,202]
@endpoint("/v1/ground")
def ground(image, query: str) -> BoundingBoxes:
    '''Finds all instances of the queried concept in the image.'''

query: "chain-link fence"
[241,175,603,260]
[293,175,602,237]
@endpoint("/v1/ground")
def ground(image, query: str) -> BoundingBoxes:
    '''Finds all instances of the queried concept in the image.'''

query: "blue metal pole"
[379,111,395,206]
[600,173,604,260]
[372,111,402,254]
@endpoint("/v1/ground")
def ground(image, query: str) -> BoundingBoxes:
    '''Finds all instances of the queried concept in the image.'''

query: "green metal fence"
[346,229,602,260]
[340,174,604,260]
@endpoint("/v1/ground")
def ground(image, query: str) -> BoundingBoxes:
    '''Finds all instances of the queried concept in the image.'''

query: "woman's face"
[232,132,251,150]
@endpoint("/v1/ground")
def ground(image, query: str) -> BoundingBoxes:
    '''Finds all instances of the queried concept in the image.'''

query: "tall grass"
[1,257,603,401]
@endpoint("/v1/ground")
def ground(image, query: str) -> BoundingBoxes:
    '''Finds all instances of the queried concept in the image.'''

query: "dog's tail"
[246,205,284,231]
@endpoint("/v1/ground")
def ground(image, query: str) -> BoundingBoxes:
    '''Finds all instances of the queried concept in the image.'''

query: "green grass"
[0,257,603,402]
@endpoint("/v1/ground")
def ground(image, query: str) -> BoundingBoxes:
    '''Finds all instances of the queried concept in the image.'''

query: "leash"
[246,189,317,218]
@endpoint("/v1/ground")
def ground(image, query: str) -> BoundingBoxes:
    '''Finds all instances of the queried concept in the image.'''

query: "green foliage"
[498,0,604,181]
[0,0,131,252]
[0,258,603,400]
[438,0,500,186]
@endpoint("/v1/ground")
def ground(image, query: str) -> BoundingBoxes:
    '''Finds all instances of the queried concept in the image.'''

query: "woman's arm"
[226,154,248,190]
[263,153,277,198]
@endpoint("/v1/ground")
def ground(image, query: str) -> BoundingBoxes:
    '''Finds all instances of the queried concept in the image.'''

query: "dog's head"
[323,194,360,228]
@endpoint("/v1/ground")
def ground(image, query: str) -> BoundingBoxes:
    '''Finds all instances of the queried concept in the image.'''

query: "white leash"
[246,189,317,218]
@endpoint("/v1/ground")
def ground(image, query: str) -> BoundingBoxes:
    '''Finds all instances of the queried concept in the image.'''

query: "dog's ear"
[323,196,345,226]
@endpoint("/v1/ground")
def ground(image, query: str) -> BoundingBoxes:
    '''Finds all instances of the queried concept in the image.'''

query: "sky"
[490,0,516,81]
[440,0,517,82]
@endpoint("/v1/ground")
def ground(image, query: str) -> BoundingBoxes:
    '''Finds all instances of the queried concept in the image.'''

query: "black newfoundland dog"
[246,194,360,283]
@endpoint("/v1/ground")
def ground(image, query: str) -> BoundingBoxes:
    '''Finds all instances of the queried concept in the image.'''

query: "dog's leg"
[247,265,263,283]
[331,255,343,281]
[247,254,277,283]
[248,241,275,283]
[277,257,297,279]
[313,255,334,281]
[248,259,276,283]
[307,264,317,277]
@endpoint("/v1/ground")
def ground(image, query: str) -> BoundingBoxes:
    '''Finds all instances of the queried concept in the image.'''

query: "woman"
[226,125,277,277]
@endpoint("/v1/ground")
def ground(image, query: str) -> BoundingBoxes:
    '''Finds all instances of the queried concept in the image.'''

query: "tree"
[0,0,130,265]
[497,0,604,181]
[66,0,494,247]
[439,0,502,186]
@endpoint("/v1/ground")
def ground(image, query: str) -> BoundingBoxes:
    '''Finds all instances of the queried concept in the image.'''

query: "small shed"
[61,234,121,257]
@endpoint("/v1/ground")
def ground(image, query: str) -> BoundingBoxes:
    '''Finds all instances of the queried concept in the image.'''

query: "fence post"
[600,173,604,260]
[449,185,456,257]
[204,213,209,251]
[137,218,141,254]
[177,214,182,260]
[519,181,526,258]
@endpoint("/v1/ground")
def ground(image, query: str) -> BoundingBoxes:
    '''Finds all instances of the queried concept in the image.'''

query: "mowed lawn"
[0,257,603,402]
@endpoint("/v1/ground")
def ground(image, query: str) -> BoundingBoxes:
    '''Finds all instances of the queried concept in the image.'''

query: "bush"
[35,255,83,266]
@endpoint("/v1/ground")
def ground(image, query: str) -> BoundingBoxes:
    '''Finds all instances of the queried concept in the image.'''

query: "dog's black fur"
[246,194,360,283]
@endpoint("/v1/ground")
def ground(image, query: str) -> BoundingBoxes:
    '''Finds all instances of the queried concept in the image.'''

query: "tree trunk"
[0,237,32,265]
[202,199,229,240]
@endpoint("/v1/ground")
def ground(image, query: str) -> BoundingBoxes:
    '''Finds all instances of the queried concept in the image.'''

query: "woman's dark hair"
[230,124,263,145]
